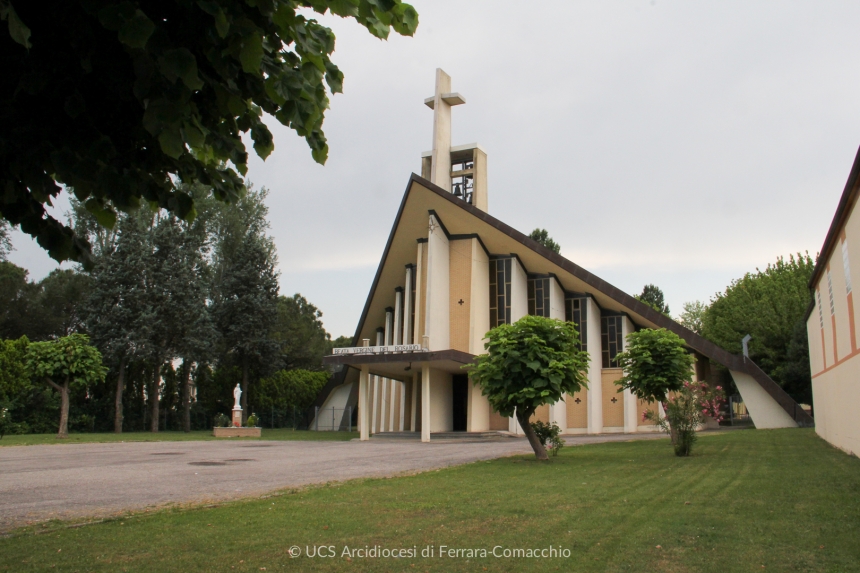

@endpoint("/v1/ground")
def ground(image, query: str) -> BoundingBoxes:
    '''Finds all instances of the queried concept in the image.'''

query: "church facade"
[314,70,812,441]
[805,146,860,458]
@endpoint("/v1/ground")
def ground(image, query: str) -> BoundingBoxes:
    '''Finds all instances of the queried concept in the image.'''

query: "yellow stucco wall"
[566,389,588,429]
[601,369,624,427]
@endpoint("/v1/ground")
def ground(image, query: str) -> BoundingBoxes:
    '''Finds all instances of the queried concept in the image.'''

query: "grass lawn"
[2,429,859,572]
[0,428,357,447]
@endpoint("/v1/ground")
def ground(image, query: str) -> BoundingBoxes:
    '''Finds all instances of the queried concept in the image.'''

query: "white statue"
[233,384,242,409]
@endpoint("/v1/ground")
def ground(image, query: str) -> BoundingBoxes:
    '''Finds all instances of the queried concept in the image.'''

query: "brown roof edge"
[808,144,860,290]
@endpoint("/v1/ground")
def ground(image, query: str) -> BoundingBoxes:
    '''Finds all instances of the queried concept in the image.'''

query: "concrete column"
[371,375,379,434]
[586,298,603,434]
[621,315,637,433]
[414,243,424,345]
[425,213,450,350]
[388,379,396,431]
[359,366,370,441]
[429,69,453,191]
[404,266,414,345]
[384,308,393,347]
[394,288,404,347]
[399,381,406,431]
[411,374,419,431]
[623,388,638,433]
[422,365,431,442]
[380,376,388,432]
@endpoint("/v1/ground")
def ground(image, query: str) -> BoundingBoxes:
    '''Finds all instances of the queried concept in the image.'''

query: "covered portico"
[322,350,487,442]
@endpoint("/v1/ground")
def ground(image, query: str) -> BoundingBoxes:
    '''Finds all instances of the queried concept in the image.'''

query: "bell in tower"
[419,69,488,212]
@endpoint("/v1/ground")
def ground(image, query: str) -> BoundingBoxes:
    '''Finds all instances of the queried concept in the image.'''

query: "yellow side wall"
[601,369,624,427]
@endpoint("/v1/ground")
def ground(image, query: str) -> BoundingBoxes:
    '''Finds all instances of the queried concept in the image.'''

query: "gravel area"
[0,433,664,531]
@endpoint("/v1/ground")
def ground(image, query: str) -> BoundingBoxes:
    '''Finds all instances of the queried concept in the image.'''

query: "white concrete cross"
[424,68,465,191]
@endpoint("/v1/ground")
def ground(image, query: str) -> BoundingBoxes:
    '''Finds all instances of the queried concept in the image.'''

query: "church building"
[805,146,860,458]
[314,69,812,441]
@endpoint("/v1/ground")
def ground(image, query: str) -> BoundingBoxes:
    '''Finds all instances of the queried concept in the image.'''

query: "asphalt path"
[0,433,665,531]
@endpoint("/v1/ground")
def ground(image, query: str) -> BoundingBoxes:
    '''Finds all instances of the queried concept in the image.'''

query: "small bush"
[531,420,564,457]
[213,413,230,428]
[246,413,259,428]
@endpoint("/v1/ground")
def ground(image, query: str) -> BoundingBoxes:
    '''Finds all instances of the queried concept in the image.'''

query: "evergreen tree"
[528,228,561,254]
[274,294,331,371]
[635,284,670,315]
[211,188,279,421]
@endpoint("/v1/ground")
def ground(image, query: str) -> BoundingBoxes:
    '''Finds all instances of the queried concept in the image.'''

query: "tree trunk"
[150,360,161,433]
[57,379,70,439]
[516,408,548,461]
[114,356,128,434]
[241,357,249,424]
[181,360,191,433]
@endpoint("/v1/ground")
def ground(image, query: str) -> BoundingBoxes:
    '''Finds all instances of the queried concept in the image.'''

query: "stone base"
[212,427,261,438]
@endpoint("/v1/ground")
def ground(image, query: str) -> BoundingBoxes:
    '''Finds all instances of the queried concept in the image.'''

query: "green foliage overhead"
[527,228,560,254]
[1,0,418,266]
[469,315,589,459]
[614,328,694,404]
[702,253,814,404]
[635,284,670,315]
[0,220,11,260]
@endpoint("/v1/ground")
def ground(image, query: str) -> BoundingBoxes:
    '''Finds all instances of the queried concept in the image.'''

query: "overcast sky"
[9,1,860,339]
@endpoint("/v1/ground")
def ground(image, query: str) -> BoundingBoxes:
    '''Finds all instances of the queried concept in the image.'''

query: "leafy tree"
[274,294,331,370]
[635,284,670,315]
[34,269,92,337]
[468,315,589,460]
[0,336,30,403]
[83,212,150,433]
[254,369,329,413]
[1,0,418,266]
[702,253,815,404]
[528,228,560,254]
[614,328,694,404]
[210,188,279,420]
[329,335,352,350]
[0,261,35,340]
[0,220,11,260]
[677,300,706,335]
[26,333,106,438]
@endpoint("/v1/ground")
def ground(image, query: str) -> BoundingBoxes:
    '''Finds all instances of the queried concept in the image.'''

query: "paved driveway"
[0,433,664,531]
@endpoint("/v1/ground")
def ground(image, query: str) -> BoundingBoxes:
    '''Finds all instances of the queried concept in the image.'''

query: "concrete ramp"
[730,369,798,429]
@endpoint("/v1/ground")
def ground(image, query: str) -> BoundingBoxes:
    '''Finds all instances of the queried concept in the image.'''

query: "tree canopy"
[614,328,694,404]
[26,333,106,437]
[702,253,815,404]
[635,284,670,315]
[528,228,560,254]
[1,0,418,266]
[468,315,589,460]
[677,300,706,335]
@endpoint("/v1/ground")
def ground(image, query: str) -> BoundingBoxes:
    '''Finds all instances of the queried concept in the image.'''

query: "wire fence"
[312,407,354,432]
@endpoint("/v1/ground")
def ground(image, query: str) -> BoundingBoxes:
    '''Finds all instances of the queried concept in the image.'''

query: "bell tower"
[420,69,488,212]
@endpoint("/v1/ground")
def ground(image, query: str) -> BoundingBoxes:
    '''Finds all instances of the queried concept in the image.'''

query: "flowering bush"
[530,421,565,457]
[644,382,726,456]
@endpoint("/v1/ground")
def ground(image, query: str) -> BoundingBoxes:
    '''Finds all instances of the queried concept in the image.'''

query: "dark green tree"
[635,284,670,315]
[34,269,92,337]
[1,0,418,266]
[468,315,589,460]
[254,369,328,413]
[528,228,560,254]
[702,253,815,404]
[274,294,331,370]
[210,187,279,420]
[0,261,36,340]
[0,220,11,260]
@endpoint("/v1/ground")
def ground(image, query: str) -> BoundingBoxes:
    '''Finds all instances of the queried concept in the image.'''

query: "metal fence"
[312,407,354,432]
[727,395,750,425]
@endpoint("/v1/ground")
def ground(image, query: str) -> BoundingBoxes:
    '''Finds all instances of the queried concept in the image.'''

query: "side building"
[314,69,812,441]
[805,146,860,458]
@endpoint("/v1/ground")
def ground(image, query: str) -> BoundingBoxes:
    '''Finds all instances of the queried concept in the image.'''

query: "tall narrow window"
[827,270,836,315]
[565,296,588,353]
[601,315,623,368]
[489,257,513,327]
[817,290,824,329]
[528,276,551,317]
[843,241,852,294]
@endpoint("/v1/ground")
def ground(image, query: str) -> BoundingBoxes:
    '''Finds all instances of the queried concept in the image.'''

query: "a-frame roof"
[317,173,813,427]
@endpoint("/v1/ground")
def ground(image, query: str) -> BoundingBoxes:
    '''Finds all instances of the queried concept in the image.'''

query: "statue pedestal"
[232,407,243,427]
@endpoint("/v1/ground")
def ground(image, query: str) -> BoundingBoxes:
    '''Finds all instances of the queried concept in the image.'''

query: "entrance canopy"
[323,350,474,382]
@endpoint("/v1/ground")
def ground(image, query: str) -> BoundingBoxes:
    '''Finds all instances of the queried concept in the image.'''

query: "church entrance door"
[452,375,468,431]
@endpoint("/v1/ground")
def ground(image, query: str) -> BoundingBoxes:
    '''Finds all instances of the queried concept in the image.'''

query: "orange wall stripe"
[832,314,839,364]
[849,291,857,352]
